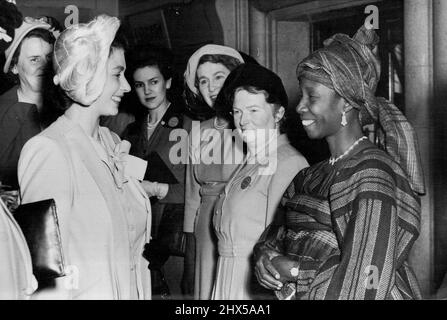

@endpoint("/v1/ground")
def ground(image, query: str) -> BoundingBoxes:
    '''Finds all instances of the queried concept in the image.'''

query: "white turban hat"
[53,14,120,106]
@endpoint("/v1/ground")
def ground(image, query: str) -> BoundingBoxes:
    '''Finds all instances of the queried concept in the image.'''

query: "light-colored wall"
[216,0,238,48]
[215,0,249,52]
[432,0,447,296]
[276,21,310,109]
[404,0,434,297]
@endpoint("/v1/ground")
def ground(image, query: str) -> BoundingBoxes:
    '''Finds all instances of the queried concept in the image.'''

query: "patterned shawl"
[296,26,425,195]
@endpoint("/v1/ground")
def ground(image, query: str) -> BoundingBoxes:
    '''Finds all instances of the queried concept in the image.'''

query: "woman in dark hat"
[254,26,425,300]
[210,63,308,300]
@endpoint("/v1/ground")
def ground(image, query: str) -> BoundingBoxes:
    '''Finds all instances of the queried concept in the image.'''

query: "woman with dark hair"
[0,6,57,190]
[182,44,244,299]
[18,15,152,300]
[121,48,192,299]
[254,26,425,300]
[210,63,308,300]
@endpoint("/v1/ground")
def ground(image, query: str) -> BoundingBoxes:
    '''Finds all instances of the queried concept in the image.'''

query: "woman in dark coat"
[122,49,192,299]
[0,3,57,189]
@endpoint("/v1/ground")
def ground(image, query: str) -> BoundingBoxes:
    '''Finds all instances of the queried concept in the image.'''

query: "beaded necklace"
[329,136,367,165]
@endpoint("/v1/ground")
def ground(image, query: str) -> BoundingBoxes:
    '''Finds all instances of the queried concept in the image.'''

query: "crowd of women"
[0,0,426,300]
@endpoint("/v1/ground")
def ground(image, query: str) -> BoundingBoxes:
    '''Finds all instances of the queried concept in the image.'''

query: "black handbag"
[14,199,66,281]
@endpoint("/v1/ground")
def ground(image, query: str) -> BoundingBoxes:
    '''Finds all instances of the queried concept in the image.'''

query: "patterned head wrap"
[297,26,425,194]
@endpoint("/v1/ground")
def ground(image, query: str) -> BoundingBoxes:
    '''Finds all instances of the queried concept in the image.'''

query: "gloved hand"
[143,241,170,270]
[141,181,169,199]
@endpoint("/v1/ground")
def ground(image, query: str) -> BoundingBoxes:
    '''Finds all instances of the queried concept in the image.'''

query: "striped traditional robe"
[258,140,422,300]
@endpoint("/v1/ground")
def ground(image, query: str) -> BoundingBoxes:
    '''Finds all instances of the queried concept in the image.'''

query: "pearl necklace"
[329,136,367,165]
[147,102,171,130]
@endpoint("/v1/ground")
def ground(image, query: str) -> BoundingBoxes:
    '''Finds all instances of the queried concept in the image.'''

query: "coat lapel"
[223,134,289,194]
[64,122,126,221]
[146,120,164,152]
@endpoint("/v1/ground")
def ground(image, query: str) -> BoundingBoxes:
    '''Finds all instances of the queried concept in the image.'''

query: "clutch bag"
[14,199,66,281]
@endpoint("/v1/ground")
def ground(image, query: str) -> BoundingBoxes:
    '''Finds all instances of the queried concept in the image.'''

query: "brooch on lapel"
[167,116,180,128]
[241,176,251,190]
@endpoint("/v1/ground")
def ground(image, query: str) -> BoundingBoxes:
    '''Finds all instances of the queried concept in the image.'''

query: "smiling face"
[196,61,231,107]
[296,78,344,140]
[133,65,171,111]
[13,37,53,93]
[94,48,131,116]
[233,89,284,143]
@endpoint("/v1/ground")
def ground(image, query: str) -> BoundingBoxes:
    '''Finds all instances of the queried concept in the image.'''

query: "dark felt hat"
[215,63,288,121]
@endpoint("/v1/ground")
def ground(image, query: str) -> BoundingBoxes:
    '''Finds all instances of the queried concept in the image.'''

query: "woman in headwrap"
[253,26,425,300]
[211,64,308,300]
[182,44,244,299]
[18,15,152,300]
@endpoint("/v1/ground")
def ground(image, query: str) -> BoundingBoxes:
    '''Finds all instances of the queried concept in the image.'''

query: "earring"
[341,111,348,127]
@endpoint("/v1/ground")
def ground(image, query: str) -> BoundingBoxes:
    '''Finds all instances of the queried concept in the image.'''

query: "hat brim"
[184,44,244,95]
[3,21,51,74]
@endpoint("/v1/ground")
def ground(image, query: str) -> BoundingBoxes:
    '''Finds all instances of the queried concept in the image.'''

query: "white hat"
[184,44,244,95]
[53,15,120,106]
[3,17,52,74]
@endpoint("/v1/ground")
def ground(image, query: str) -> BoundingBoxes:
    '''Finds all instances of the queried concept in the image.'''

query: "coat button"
[241,177,251,189]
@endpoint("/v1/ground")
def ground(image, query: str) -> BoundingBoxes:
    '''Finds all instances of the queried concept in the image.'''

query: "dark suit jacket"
[0,86,41,189]
[122,103,192,204]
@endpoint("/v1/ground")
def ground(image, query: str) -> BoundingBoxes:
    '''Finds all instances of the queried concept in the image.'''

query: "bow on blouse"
[108,140,131,190]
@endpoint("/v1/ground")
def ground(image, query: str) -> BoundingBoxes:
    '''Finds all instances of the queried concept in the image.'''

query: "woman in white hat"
[18,15,152,300]
[182,44,245,299]
[0,4,56,190]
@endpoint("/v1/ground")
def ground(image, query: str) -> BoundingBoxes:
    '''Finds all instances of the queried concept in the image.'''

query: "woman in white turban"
[18,15,152,300]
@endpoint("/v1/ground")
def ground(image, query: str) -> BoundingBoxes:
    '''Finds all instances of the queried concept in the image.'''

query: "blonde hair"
[53,15,120,106]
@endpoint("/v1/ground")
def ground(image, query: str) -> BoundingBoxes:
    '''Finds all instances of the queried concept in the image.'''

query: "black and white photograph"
[0,0,445,309]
